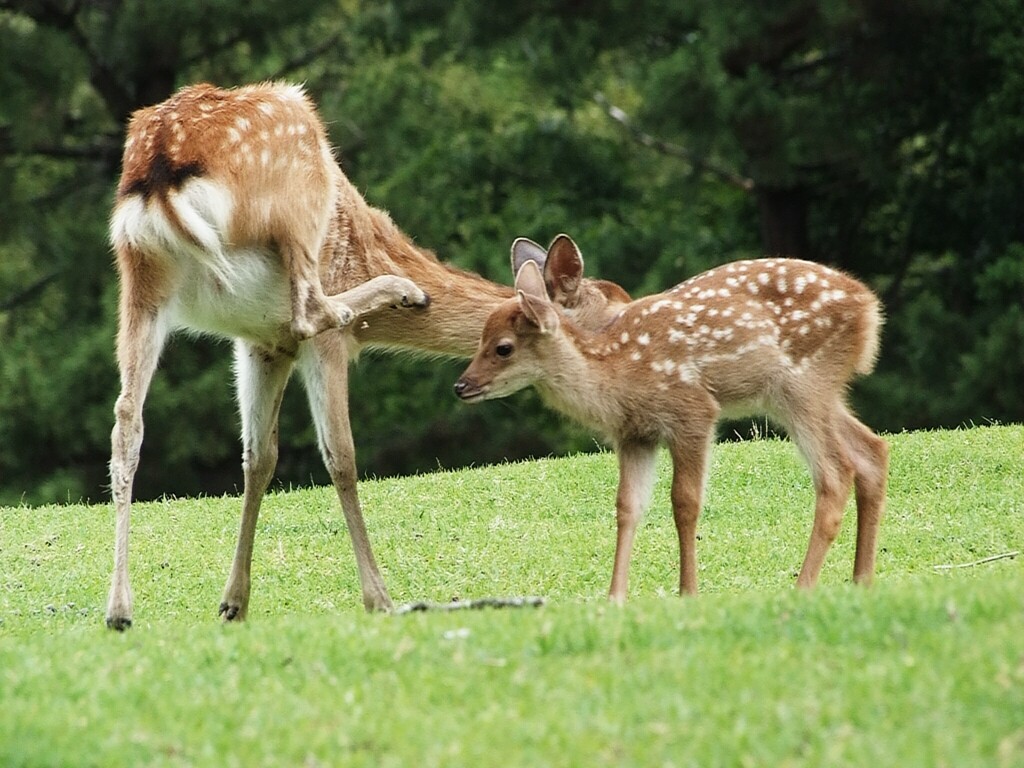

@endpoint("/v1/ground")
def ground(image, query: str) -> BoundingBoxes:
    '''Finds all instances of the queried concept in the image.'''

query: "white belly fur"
[167,246,292,344]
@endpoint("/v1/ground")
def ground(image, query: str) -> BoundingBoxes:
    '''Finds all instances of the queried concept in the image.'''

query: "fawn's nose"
[453,379,470,398]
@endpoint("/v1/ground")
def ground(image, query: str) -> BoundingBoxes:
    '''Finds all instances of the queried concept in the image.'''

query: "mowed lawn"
[1,425,1022,766]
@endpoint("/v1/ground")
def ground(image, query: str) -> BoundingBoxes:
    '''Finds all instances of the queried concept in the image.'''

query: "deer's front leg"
[300,332,393,612]
[609,441,658,603]
[668,430,714,596]
[219,341,294,622]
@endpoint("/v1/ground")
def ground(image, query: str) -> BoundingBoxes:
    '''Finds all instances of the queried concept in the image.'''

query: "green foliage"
[0,427,1022,765]
[1,1,1022,503]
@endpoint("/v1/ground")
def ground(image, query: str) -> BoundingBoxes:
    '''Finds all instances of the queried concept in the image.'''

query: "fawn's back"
[591,258,882,417]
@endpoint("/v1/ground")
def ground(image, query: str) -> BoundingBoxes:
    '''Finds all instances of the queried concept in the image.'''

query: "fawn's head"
[455,259,566,403]
[511,234,630,330]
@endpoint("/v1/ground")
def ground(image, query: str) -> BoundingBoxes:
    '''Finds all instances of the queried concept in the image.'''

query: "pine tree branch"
[0,271,61,312]
[593,91,755,192]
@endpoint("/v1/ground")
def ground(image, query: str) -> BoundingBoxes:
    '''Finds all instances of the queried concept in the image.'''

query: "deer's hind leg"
[280,238,354,340]
[782,397,857,589]
[106,245,172,630]
[838,408,888,585]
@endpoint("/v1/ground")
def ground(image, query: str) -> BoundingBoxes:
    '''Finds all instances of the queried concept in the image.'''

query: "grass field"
[1,424,1022,766]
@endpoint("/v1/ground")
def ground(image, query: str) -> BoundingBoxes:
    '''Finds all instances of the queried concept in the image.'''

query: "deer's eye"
[495,342,514,358]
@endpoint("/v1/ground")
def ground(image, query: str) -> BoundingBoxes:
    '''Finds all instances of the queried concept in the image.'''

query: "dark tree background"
[1,0,1021,505]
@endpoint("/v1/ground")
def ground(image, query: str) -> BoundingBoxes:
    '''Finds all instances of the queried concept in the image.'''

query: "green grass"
[1,425,1022,766]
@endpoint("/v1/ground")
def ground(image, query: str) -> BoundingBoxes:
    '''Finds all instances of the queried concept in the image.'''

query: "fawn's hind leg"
[784,400,857,588]
[838,408,889,584]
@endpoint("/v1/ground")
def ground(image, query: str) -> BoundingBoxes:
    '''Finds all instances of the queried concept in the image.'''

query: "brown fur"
[105,85,628,629]
[457,255,889,601]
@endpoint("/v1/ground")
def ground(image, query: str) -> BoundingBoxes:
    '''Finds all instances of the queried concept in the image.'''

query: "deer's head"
[511,234,630,330]
[454,259,564,403]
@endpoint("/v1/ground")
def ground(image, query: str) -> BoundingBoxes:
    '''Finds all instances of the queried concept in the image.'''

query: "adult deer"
[455,239,889,600]
[106,82,627,629]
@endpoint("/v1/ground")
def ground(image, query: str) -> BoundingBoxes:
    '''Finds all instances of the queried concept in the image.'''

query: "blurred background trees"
[1,0,1021,505]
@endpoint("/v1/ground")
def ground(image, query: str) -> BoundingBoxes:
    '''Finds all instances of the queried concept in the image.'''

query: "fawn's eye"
[495,342,514,358]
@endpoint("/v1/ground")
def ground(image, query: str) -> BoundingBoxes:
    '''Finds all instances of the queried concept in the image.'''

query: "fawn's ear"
[544,234,583,300]
[511,238,547,279]
[515,260,560,334]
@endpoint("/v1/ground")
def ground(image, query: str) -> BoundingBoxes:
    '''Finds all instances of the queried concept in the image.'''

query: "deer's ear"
[514,258,548,299]
[511,238,547,280]
[544,234,583,299]
[517,289,561,335]
[515,260,560,334]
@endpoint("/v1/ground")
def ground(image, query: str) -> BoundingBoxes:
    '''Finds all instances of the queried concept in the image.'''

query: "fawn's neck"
[534,322,637,440]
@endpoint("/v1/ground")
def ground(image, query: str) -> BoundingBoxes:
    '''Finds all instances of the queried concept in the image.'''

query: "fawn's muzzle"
[453,378,481,401]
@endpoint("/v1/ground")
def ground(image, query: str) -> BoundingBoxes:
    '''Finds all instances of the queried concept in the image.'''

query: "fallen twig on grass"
[394,596,545,615]
[932,551,1019,570]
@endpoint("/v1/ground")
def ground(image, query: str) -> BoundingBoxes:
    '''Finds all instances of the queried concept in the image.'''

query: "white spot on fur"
[637,333,650,346]
[620,332,630,344]
[678,363,699,384]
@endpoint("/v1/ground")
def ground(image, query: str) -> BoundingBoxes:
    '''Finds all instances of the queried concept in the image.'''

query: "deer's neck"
[324,181,513,358]
[534,325,635,440]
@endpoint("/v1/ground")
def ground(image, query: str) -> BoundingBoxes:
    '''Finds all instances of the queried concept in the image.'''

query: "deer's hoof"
[105,615,132,631]
[218,602,244,622]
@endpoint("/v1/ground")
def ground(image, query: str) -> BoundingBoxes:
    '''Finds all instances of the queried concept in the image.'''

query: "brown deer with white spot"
[106,80,628,630]
[455,238,889,601]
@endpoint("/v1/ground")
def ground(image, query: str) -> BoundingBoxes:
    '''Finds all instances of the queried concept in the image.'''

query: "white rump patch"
[112,178,236,289]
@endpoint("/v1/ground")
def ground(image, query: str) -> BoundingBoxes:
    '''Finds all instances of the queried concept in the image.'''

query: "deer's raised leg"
[327,274,430,316]
[300,332,392,612]
[281,240,354,340]
[219,341,295,621]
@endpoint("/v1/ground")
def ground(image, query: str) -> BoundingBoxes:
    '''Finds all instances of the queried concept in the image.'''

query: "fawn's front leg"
[609,441,658,603]
[668,428,714,596]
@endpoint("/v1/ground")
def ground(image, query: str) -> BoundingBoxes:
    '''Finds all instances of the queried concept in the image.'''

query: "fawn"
[106,80,629,630]
[455,237,889,600]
